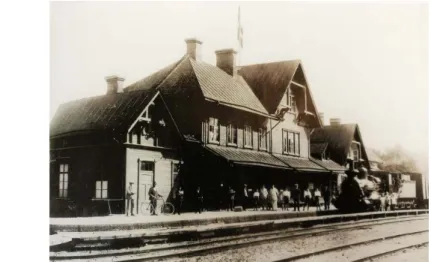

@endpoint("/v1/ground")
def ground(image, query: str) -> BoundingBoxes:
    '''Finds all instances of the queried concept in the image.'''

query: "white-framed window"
[352,148,359,161]
[282,130,300,156]
[95,181,108,199]
[287,87,296,113]
[208,117,220,143]
[59,164,69,198]
[141,161,155,172]
[227,123,238,145]
[244,125,253,148]
[259,128,267,150]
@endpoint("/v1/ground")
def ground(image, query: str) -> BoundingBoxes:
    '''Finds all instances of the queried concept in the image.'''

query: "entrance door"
[138,161,155,215]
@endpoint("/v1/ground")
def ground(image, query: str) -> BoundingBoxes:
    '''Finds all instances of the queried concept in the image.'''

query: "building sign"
[399,181,416,198]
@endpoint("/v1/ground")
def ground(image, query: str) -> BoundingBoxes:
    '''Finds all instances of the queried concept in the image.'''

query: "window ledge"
[91,198,123,201]
[227,143,238,147]
[244,145,253,149]
[208,140,220,145]
[282,152,301,157]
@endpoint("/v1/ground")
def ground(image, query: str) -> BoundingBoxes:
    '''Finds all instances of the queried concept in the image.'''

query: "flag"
[237,6,243,48]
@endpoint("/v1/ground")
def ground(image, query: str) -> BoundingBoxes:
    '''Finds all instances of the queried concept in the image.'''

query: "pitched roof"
[124,55,269,117]
[310,158,346,172]
[311,124,369,167]
[239,60,300,113]
[205,144,290,170]
[274,154,327,172]
[50,89,157,137]
[366,148,384,164]
[310,142,328,156]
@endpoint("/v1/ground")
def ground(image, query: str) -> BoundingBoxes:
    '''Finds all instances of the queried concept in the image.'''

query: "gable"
[50,89,156,138]
[240,61,321,128]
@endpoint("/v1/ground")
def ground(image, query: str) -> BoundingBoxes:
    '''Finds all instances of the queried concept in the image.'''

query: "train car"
[369,171,427,210]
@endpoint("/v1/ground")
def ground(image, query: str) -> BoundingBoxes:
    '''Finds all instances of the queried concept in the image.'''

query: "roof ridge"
[240,59,301,68]
[124,55,187,92]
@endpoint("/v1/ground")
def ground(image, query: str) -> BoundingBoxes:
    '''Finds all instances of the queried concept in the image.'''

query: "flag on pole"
[237,6,243,48]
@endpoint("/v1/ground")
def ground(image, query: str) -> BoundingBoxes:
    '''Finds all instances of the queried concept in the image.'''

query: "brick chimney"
[185,38,202,61]
[215,49,237,76]
[330,118,341,126]
[105,75,124,95]
[319,112,324,125]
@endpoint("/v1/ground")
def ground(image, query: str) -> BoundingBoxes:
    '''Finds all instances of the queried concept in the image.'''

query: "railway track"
[50,214,428,261]
[273,230,428,262]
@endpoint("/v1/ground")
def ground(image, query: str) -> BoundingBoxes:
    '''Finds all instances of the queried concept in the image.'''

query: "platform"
[50,209,429,253]
[50,207,338,232]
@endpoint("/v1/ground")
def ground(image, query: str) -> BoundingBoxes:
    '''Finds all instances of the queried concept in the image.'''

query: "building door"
[138,161,154,215]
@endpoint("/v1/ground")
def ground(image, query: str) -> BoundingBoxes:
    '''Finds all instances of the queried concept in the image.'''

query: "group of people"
[217,183,333,212]
[249,184,332,212]
[380,191,398,211]
[125,181,334,216]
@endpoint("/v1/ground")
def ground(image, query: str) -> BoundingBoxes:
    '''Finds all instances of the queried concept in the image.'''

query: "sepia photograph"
[48,1,428,261]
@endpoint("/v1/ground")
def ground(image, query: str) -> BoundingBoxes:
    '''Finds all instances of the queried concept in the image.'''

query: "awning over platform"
[273,154,328,172]
[310,158,346,172]
[205,144,291,170]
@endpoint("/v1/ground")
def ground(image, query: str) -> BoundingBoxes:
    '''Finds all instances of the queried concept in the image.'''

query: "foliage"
[374,145,418,173]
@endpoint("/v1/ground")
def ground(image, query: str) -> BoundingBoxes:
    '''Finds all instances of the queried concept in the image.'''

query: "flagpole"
[237,6,242,67]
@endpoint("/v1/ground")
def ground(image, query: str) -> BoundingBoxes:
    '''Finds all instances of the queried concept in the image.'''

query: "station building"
[50,38,346,217]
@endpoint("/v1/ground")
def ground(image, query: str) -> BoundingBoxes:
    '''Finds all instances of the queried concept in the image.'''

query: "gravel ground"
[371,243,429,262]
[293,232,428,262]
[163,219,428,262]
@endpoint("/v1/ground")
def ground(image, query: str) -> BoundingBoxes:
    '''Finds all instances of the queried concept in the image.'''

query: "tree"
[376,145,419,173]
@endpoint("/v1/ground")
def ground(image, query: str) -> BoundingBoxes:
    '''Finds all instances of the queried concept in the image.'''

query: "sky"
[50,2,428,173]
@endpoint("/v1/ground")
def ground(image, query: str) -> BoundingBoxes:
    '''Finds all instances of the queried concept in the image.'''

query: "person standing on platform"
[323,186,331,210]
[292,184,301,211]
[242,184,249,211]
[195,186,204,214]
[149,182,162,216]
[303,187,311,211]
[126,182,135,216]
[282,187,291,211]
[228,186,236,211]
[269,185,279,211]
[175,186,184,215]
[148,182,162,216]
[314,187,322,211]
[253,188,260,211]
[260,185,268,211]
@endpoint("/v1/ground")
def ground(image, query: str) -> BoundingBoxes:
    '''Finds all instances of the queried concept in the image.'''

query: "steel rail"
[113,216,428,262]
[50,215,428,261]
[350,242,428,262]
[273,230,428,262]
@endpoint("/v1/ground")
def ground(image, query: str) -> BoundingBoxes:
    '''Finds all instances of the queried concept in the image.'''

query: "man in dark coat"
[148,182,162,215]
[195,186,204,214]
[175,186,184,215]
[323,186,331,210]
[228,186,236,211]
[291,183,301,211]
[242,184,249,211]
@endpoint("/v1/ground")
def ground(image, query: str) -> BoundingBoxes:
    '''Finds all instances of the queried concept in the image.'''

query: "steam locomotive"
[332,160,427,213]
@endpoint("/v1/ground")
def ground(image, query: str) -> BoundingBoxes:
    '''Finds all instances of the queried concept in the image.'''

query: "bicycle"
[141,197,175,215]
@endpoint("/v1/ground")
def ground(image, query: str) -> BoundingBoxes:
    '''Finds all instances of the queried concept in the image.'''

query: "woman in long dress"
[270,185,279,210]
